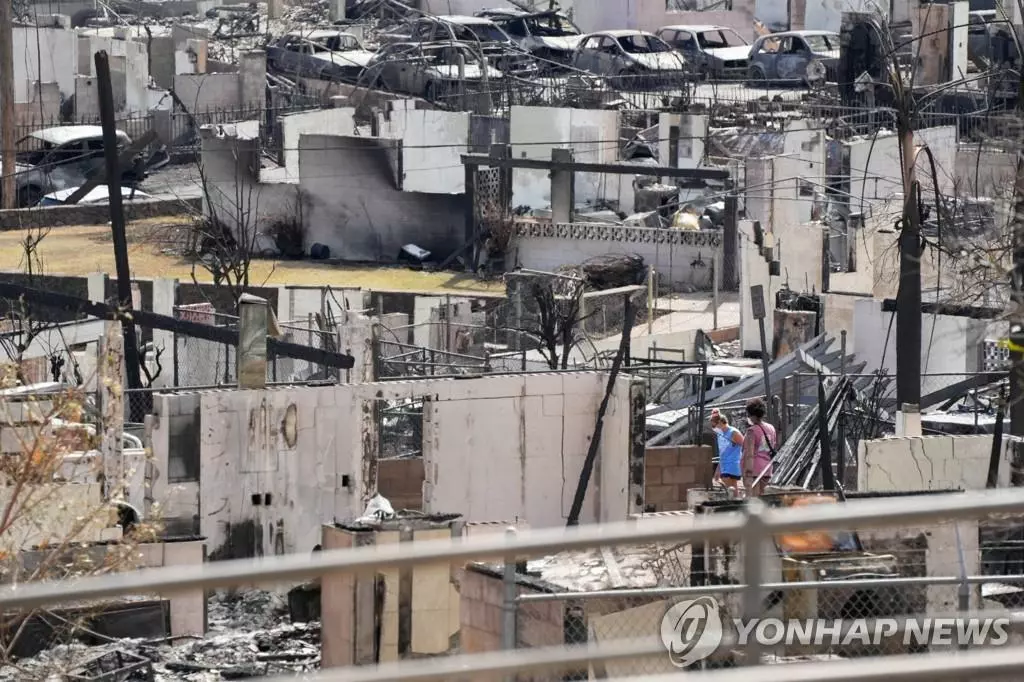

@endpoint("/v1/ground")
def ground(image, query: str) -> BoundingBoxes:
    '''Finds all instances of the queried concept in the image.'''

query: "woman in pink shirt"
[742,397,776,497]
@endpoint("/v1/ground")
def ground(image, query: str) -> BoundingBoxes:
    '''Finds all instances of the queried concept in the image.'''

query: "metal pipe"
[516,573,1024,603]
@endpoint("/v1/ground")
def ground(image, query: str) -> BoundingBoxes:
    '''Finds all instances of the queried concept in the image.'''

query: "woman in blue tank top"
[711,410,744,497]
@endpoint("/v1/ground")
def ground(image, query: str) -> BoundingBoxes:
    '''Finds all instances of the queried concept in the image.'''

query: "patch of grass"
[0,221,504,295]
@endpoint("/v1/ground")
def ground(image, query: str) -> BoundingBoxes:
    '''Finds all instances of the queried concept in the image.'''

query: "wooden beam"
[0,282,355,370]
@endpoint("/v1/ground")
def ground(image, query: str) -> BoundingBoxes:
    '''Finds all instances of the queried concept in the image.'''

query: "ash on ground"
[0,590,319,681]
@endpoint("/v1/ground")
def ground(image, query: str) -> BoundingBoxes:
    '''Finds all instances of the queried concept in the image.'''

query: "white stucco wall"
[510,106,621,211]
[858,435,1013,492]
[13,27,78,102]
[739,152,825,355]
[851,299,986,400]
[512,222,722,290]
[78,34,150,114]
[280,107,357,179]
[377,104,470,194]
[846,126,957,215]
[191,372,638,556]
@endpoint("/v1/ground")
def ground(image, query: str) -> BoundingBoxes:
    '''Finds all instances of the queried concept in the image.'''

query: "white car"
[37,185,154,207]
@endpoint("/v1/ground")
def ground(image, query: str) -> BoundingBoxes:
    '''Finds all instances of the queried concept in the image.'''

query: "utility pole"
[895,120,922,423]
[95,51,143,407]
[0,0,15,209]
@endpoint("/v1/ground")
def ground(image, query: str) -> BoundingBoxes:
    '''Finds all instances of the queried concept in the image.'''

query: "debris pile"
[0,591,319,681]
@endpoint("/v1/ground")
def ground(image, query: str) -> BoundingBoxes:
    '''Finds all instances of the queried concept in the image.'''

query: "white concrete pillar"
[328,0,346,22]
[88,272,108,304]
[413,296,442,349]
[895,405,922,437]
[151,278,177,388]
[238,294,268,389]
[550,148,574,224]
[238,50,267,111]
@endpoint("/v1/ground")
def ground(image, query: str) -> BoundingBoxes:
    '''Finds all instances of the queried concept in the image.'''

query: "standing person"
[710,410,744,498]
[743,398,777,497]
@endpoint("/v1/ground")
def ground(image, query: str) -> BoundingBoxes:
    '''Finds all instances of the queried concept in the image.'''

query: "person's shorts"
[721,474,741,482]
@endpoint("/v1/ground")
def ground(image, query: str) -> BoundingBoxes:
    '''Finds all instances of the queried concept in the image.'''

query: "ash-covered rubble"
[0,590,319,681]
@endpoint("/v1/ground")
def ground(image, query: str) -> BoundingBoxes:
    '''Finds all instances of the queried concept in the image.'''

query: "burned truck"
[690,491,920,657]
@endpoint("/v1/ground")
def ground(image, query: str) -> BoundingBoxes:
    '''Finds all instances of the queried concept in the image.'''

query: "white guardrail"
[3,488,1024,680]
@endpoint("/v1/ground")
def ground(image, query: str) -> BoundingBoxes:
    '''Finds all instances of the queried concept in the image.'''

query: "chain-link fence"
[491,502,1024,676]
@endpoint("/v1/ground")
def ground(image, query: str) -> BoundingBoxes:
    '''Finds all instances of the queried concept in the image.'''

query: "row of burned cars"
[266,10,841,101]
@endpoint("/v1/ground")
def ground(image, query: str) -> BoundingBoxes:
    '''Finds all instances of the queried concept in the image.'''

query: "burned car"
[477,8,583,69]
[361,41,503,105]
[266,29,375,82]
[656,24,750,79]
[747,30,839,85]
[378,15,538,78]
[7,125,154,207]
[572,30,688,90]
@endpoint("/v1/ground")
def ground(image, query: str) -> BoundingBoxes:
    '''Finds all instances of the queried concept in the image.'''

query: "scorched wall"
[192,372,642,558]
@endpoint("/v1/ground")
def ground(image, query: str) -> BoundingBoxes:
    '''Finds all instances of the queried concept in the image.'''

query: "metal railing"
[4,488,1024,679]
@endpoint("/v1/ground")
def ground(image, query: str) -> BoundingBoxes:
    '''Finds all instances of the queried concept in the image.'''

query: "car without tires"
[572,30,688,90]
[266,29,376,83]
[656,24,750,79]
[746,30,839,86]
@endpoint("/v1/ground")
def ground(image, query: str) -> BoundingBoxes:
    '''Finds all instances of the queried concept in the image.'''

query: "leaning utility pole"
[95,51,143,403]
[0,1,15,209]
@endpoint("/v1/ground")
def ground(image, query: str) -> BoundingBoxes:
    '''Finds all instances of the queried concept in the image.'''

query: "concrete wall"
[174,72,243,112]
[175,53,264,113]
[509,106,623,212]
[12,27,77,103]
[858,435,1013,492]
[377,103,470,194]
[461,566,564,666]
[279,108,356,179]
[851,298,986,399]
[955,145,1017,196]
[200,122,298,248]
[739,217,823,355]
[846,127,957,216]
[644,445,713,512]
[300,134,464,262]
[321,523,461,666]
[78,33,149,114]
[186,372,638,557]
[572,0,755,38]
[512,219,722,291]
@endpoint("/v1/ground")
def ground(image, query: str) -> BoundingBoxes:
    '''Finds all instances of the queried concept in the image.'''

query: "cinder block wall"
[460,566,564,681]
[644,445,714,512]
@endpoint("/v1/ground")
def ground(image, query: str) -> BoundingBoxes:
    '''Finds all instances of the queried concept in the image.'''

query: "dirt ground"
[0,219,503,296]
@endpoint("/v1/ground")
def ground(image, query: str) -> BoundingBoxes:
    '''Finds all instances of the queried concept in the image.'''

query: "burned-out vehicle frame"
[746,30,840,85]
[361,41,504,107]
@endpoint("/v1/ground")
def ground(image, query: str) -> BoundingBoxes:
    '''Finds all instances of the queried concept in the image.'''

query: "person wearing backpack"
[743,397,777,497]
